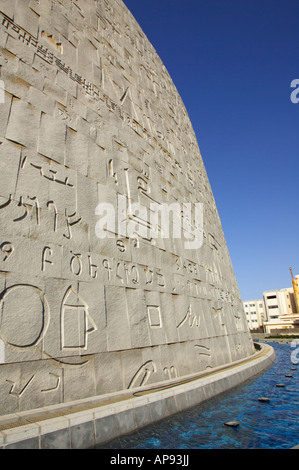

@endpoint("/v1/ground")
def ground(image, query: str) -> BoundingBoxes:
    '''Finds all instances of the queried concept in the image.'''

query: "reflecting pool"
[95,342,299,449]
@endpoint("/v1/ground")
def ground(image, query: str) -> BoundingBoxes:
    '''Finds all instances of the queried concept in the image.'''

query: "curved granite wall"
[0,0,254,416]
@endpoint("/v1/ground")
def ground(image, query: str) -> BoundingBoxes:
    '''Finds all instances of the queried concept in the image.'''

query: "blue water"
[96,342,299,449]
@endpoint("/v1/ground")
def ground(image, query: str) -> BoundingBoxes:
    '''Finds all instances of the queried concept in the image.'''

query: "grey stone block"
[70,421,95,449]
[185,389,198,408]
[133,404,153,429]
[38,113,66,164]
[5,437,40,449]
[163,396,178,417]
[41,428,70,449]
[175,392,189,412]
[95,415,118,444]
[115,409,136,435]
[192,385,206,405]
[149,399,166,423]
[5,99,40,149]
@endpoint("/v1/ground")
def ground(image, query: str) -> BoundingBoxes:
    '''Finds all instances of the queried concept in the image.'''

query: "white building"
[263,287,299,334]
[243,299,265,332]
[243,273,299,334]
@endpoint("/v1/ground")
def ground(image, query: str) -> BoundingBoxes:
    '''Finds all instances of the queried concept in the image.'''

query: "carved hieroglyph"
[0,0,254,415]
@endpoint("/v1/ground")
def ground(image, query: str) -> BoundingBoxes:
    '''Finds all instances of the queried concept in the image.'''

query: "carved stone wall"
[0,0,254,416]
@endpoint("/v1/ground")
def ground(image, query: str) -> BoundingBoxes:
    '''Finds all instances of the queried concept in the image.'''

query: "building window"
[268,305,278,309]
[267,295,277,300]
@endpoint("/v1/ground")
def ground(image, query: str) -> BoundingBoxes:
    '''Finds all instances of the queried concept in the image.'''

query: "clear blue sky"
[123,0,298,301]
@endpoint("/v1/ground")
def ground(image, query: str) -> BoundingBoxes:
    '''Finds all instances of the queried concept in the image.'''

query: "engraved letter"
[42,246,53,272]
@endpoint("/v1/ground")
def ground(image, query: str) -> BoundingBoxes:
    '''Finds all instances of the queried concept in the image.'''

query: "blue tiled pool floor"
[96,342,299,450]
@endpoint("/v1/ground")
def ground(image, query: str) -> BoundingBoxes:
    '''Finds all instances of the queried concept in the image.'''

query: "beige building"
[263,286,299,334]
[243,273,299,334]
[243,300,266,332]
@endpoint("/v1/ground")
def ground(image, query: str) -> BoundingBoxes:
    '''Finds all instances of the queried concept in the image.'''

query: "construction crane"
[290,267,299,313]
